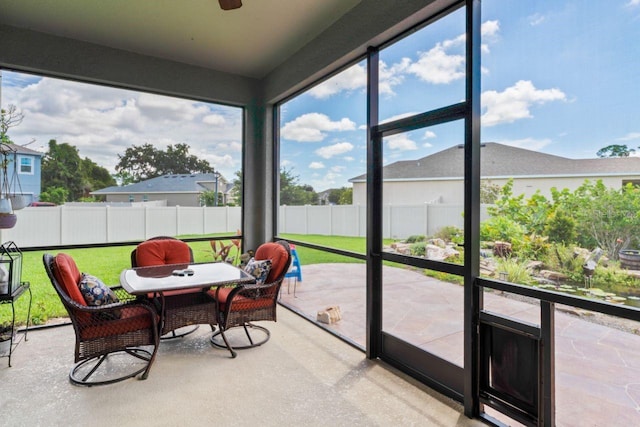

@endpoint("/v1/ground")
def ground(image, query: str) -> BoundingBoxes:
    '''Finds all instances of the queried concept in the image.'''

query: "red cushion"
[255,243,289,282]
[79,305,156,340]
[207,287,272,312]
[136,239,192,266]
[53,253,86,306]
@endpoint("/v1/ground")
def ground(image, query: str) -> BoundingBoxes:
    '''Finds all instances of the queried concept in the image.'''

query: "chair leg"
[69,348,155,386]
[211,327,237,358]
[160,325,199,340]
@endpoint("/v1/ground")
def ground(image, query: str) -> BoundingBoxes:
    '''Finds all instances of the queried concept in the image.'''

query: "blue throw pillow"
[79,273,119,306]
[243,258,272,285]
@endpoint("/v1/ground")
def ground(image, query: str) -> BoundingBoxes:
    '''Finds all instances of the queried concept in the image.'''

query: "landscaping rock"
[540,270,568,282]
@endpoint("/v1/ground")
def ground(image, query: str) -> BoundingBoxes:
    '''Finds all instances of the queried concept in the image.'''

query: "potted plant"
[0,321,12,355]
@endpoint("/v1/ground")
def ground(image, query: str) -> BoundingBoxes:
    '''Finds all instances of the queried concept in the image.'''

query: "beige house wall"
[352,175,637,206]
[105,193,201,206]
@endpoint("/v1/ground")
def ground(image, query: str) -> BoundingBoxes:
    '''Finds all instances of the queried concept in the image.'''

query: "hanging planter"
[8,151,27,210]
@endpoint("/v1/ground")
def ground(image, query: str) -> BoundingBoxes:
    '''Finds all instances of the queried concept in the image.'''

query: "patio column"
[243,101,275,252]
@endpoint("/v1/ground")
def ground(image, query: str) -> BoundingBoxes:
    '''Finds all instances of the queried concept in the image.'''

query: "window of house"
[18,156,33,174]
[128,195,134,202]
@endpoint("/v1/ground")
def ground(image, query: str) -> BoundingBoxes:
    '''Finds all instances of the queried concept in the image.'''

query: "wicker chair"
[131,237,217,338]
[209,240,291,357]
[43,253,159,386]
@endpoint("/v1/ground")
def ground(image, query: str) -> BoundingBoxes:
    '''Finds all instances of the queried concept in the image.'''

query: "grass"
[2,235,374,326]
[1,234,420,326]
[2,240,226,326]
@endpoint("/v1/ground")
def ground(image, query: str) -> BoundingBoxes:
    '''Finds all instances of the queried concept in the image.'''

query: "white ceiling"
[0,0,361,79]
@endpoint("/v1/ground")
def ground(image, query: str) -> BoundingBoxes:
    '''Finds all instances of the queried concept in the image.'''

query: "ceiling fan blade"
[219,0,242,10]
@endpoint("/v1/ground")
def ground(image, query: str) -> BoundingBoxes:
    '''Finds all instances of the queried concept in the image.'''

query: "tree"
[38,186,69,205]
[280,168,317,205]
[596,144,636,158]
[115,143,213,183]
[199,190,223,207]
[41,140,114,201]
[230,168,318,206]
[564,180,640,259]
[327,187,353,205]
[0,105,24,145]
[338,187,353,205]
[480,180,501,204]
[41,140,84,201]
[230,170,242,206]
[80,157,116,197]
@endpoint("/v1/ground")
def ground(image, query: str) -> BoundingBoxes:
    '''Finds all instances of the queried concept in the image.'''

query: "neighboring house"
[91,173,229,206]
[349,143,640,205]
[317,189,332,205]
[0,143,43,205]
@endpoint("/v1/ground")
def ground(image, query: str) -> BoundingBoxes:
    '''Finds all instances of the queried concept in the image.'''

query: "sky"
[2,1,640,192]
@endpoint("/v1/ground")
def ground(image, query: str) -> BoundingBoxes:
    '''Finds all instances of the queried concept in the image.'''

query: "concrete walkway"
[0,307,483,427]
[279,263,640,426]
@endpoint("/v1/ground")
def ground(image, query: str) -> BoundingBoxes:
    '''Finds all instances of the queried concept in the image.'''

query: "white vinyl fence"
[278,204,490,239]
[0,206,241,248]
[0,204,489,248]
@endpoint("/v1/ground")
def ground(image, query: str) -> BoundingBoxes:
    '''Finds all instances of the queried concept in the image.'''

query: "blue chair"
[285,245,302,296]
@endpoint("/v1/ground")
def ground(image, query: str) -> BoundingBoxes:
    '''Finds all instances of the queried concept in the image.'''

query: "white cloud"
[627,0,640,7]
[407,37,466,84]
[481,80,566,127]
[315,142,354,159]
[423,130,437,139]
[308,64,366,99]
[343,156,355,162]
[330,165,346,173]
[203,114,226,125]
[379,59,409,96]
[3,72,243,179]
[308,59,407,98]
[617,132,640,141]
[528,13,546,26]
[482,20,500,37]
[308,58,411,99]
[385,134,417,151]
[309,161,325,169]
[281,113,356,142]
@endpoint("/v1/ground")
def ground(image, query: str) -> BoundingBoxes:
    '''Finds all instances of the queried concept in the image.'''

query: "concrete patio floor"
[0,306,482,427]
[279,263,640,426]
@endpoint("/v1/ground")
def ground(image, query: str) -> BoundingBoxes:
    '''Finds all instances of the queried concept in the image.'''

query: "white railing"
[0,203,488,248]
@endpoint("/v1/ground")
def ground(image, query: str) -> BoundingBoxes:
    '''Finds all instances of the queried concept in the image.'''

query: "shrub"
[409,241,426,257]
[495,258,534,285]
[433,226,464,245]
[405,235,426,243]
[480,216,526,243]
[545,210,576,244]
[513,233,550,260]
[541,243,585,283]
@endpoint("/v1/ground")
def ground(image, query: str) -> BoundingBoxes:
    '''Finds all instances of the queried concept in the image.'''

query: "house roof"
[1,143,43,157]
[91,173,227,195]
[349,143,640,182]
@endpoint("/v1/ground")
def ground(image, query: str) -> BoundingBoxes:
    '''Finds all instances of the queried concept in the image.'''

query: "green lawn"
[1,235,375,326]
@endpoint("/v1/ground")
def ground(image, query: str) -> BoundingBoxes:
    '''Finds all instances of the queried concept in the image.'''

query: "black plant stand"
[0,282,32,367]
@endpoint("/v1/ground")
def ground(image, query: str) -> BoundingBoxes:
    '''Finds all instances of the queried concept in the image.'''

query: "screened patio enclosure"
[2,1,639,426]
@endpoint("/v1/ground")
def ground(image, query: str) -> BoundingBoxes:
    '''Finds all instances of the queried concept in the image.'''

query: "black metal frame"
[0,282,31,367]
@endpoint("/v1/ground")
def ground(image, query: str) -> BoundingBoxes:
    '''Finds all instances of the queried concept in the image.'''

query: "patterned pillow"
[243,258,272,285]
[79,273,119,306]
